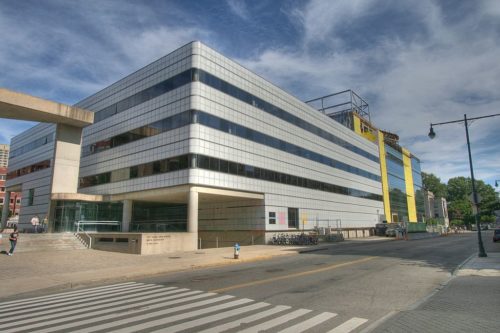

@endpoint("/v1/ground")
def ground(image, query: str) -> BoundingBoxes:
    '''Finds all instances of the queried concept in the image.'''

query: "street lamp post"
[429,112,500,258]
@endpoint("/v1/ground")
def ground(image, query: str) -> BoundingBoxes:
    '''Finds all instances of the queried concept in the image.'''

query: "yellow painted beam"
[378,131,392,223]
[402,148,417,222]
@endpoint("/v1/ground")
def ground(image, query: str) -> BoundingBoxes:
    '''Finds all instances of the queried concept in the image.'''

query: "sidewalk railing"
[74,221,121,249]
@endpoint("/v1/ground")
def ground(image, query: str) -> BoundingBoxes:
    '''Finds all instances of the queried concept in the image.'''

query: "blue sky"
[1,0,499,189]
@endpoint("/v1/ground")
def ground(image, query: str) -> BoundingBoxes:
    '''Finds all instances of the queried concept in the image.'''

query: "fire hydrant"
[234,243,240,259]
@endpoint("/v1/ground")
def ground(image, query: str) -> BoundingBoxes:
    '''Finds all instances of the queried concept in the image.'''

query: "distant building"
[0,144,9,168]
[423,190,449,226]
[0,166,21,217]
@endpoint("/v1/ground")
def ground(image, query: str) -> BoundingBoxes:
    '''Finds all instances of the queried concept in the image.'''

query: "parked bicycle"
[271,233,318,246]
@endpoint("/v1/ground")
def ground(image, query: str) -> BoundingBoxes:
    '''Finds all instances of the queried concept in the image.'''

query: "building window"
[28,189,35,206]
[288,208,298,228]
[269,212,276,225]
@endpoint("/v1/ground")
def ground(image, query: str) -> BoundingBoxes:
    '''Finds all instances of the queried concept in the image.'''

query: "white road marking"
[278,312,338,333]
[326,317,369,333]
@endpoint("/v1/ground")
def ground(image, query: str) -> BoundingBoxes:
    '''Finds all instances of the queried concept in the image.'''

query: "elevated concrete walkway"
[0,88,93,127]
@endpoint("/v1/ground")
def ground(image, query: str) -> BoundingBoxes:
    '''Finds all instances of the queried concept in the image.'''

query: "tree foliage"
[422,172,447,198]
[421,173,498,223]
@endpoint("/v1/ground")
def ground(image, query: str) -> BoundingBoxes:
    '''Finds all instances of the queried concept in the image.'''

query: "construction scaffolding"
[305,89,370,130]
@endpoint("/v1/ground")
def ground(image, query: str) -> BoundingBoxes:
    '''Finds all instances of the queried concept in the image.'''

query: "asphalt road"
[136,233,481,332]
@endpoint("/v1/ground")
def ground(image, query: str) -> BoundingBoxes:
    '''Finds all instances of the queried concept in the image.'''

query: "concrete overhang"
[51,193,107,202]
[0,88,94,127]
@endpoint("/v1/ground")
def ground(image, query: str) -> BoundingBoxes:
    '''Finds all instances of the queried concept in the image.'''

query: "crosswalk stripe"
[107,298,254,333]
[326,317,369,333]
[196,304,292,333]
[0,283,372,333]
[0,282,137,309]
[237,308,313,333]
[0,287,189,329]
[277,312,338,333]
[7,291,218,333]
[0,283,163,315]
[149,302,271,333]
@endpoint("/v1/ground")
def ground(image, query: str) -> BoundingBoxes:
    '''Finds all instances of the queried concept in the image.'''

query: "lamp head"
[428,125,436,139]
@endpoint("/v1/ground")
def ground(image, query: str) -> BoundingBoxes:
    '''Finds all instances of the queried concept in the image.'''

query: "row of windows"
[94,67,378,163]
[7,160,51,180]
[79,153,383,202]
[94,69,193,122]
[10,133,55,159]
[82,111,192,157]
[196,111,381,182]
[79,155,189,188]
[194,69,380,163]
[84,109,380,182]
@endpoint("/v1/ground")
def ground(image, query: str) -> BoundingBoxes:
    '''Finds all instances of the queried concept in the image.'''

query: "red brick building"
[0,167,21,217]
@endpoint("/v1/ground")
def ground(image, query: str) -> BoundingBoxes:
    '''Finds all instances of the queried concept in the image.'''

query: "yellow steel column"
[402,148,417,222]
[378,131,392,223]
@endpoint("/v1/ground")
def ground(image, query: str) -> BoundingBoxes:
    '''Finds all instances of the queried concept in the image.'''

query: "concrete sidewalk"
[367,252,500,333]
[0,235,397,300]
[0,242,344,299]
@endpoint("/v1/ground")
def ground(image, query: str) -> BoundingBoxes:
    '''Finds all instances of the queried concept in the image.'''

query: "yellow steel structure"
[402,148,417,222]
[353,113,377,142]
[377,131,392,223]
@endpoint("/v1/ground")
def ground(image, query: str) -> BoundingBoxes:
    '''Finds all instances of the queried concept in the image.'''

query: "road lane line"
[277,312,337,333]
[210,256,377,293]
[107,298,254,333]
[327,317,368,333]
[0,282,138,308]
[0,288,190,329]
[237,308,312,333]
[150,302,270,333]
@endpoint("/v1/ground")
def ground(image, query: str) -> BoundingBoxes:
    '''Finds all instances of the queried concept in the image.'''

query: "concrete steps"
[1,233,87,253]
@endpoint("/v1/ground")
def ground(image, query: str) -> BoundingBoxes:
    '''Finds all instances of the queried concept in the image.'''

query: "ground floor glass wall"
[53,201,123,232]
[131,202,187,232]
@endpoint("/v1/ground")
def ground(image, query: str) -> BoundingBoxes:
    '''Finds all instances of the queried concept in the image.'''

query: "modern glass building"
[306,92,425,225]
[6,41,386,249]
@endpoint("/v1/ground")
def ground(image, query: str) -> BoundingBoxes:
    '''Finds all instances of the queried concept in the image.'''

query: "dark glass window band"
[94,67,378,163]
[10,133,55,159]
[84,109,380,182]
[79,153,382,202]
[7,160,51,180]
[195,110,381,182]
[82,111,192,157]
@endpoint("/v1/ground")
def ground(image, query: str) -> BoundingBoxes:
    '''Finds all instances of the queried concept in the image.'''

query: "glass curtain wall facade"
[53,201,123,232]
[379,141,424,223]
[132,202,187,232]
[385,144,409,222]
[412,157,425,222]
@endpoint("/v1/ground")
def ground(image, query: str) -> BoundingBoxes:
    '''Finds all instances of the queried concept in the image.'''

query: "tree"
[422,172,447,198]
[446,176,498,217]
[447,177,470,202]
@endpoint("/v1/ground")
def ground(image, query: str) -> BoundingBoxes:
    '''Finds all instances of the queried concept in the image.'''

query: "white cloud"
[239,0,500,183]
[226,0,250,20]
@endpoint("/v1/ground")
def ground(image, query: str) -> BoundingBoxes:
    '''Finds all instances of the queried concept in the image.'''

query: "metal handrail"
[75,220,121,232]
[74,222,92,249]
[73,220,120,248]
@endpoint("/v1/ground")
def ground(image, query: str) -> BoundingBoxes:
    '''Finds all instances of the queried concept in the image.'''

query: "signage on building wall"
[278,212,286,225]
